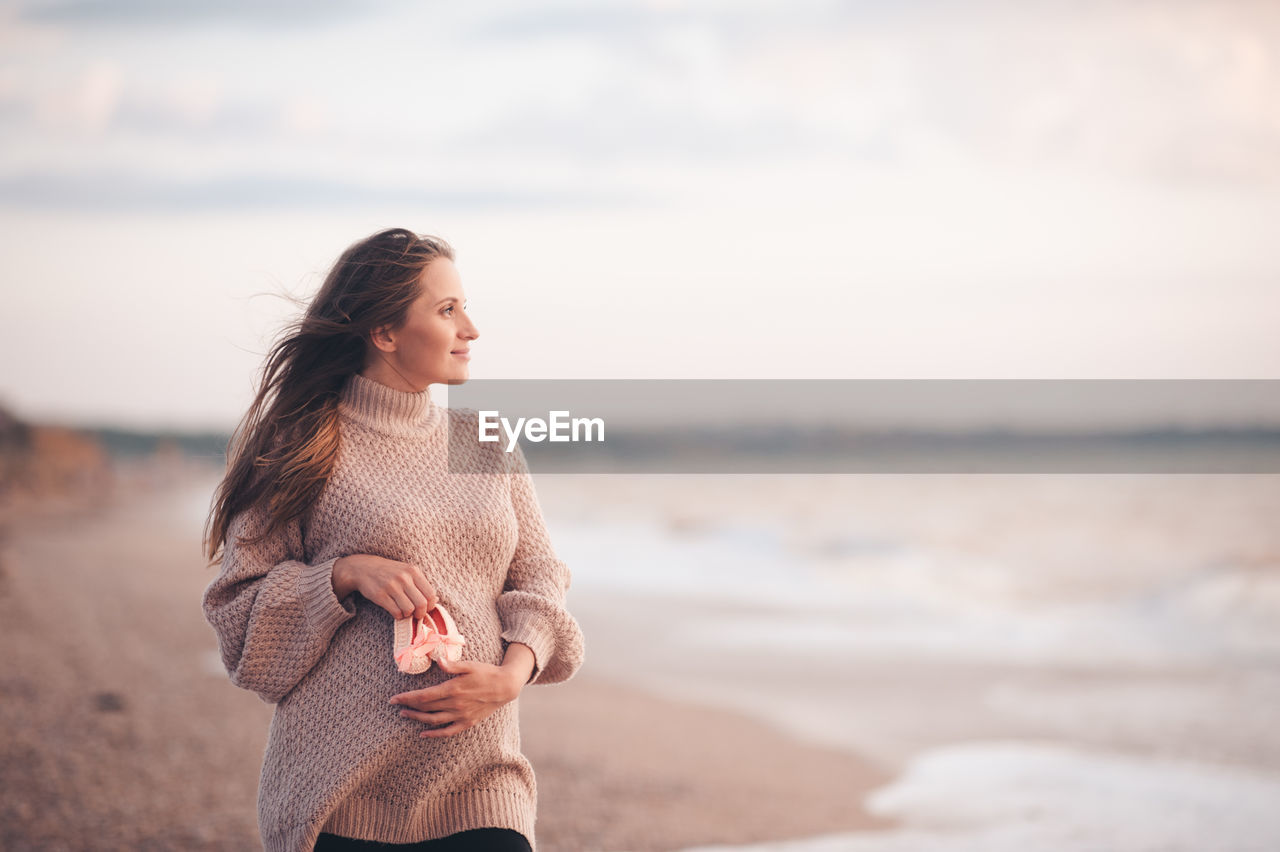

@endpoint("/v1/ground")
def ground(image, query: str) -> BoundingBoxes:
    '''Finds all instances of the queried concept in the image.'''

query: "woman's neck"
[359,361,428,394]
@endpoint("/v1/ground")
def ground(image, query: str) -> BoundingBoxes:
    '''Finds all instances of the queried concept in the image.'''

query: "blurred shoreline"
[531,472,1280,850]
[0,404,228,524]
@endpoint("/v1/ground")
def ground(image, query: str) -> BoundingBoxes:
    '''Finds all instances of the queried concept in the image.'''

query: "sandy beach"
[0,468,891,851]
[4,465,1280,850]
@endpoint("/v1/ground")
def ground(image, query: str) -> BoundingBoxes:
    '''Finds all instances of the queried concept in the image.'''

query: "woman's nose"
[461,315,479,340]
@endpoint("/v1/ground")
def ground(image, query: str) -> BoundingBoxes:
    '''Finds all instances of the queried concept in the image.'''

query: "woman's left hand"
[390,656,524,738]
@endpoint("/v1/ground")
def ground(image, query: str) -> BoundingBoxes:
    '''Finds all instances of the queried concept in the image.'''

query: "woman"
[203,228,584,852]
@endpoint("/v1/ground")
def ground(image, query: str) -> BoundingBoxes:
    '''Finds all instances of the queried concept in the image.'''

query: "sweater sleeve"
[496,443,585,686]
[202,504,357,704]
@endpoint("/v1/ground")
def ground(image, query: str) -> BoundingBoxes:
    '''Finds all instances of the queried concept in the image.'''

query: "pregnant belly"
[267,598,521,787]
[296,596,507,702]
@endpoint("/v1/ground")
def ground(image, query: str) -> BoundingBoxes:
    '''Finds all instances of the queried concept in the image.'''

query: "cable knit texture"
[202,374,585,852]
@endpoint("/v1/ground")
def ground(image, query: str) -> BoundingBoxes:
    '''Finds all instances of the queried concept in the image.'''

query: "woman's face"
[365,257,479,391]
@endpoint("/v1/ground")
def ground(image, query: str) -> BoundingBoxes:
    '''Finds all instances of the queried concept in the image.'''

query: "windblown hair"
[204,227,454,562]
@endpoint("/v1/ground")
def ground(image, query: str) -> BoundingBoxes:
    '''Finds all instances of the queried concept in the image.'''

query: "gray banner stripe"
[445,380,1280,473]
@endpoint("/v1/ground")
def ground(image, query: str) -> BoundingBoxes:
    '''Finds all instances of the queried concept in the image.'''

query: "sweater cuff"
[500,609,556,685]
[298,557,355,639]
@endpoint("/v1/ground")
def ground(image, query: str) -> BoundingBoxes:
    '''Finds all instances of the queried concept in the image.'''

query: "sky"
[1,0,1278,430]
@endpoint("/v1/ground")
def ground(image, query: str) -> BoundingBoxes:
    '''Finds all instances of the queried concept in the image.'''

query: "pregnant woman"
[203,228,584,852]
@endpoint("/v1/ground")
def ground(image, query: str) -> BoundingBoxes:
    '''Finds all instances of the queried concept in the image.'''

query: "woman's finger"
[373,593,405,619]
[404,584,432,620]
[388,589,415,620]
[393,685,454,707]
[421,722,467,738]
[399,708,452,725]
[410,570,439,610]
[390,681,456,710]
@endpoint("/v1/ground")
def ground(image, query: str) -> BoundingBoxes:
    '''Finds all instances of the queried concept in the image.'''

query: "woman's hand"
[331,554,438,620]
[390,654,527,738]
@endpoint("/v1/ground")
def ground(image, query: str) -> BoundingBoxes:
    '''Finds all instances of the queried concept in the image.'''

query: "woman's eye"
[443,306,454,316]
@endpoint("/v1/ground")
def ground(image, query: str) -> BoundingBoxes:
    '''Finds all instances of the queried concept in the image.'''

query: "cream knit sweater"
[203,374,585,852]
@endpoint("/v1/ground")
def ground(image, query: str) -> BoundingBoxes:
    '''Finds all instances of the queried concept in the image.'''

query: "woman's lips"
[451,350,470,360]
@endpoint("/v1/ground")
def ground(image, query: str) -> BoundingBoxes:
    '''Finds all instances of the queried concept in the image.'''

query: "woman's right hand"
[331,554,439,619]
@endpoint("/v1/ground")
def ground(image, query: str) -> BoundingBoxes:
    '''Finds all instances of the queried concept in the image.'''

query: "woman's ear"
[369,325,397,353]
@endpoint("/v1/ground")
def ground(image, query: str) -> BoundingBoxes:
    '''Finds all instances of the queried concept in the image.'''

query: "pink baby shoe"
[393,604,467,675]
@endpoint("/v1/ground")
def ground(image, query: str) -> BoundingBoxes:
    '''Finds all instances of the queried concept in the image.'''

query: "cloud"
[0,70,317,144]
[3,0,1279,217]
[454,98,849,164]
[0,170,637,211]
[461,0,1280,184]
[18,0,395,29]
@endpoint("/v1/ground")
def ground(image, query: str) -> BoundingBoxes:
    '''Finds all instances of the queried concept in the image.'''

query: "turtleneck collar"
[338,373,443,436]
